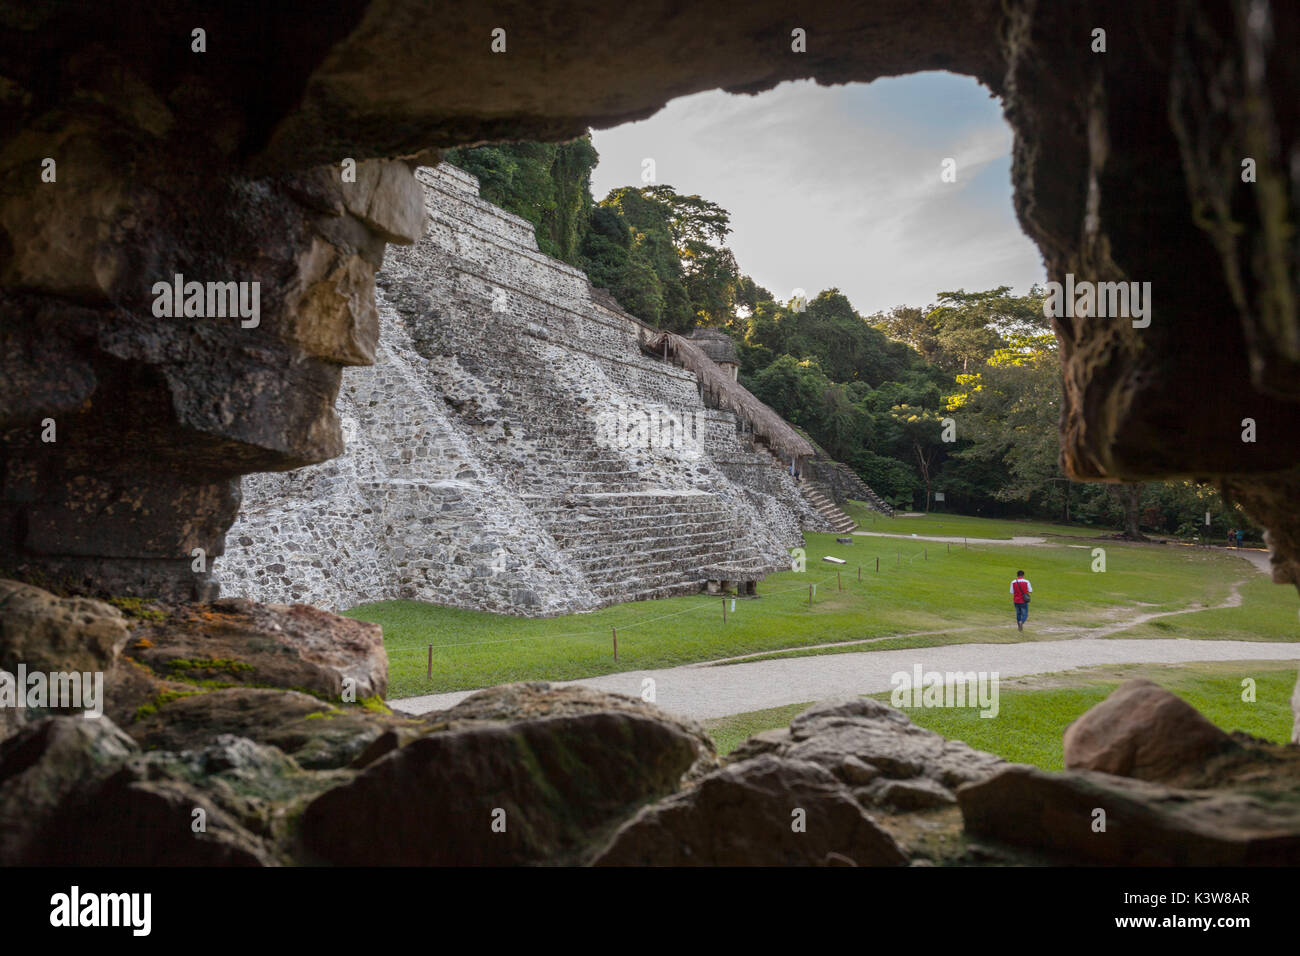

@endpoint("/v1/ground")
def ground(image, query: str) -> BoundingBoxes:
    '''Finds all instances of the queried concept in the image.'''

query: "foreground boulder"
[0,717,137,864]
[125,597,387,701]
[299,683,714,864]
[729,696,1005,811]
[1063,679,1234,781]
[591,696,1014,866]
[7,576,1294,867]
[960,764,1300,866]
[429,681,719,781]
[45,734,350,866]
[0,579,129,675]
[129,687,414,769]
[592,754,908,866]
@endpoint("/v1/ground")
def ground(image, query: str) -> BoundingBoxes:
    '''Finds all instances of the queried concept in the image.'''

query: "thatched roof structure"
[642,330,815,461]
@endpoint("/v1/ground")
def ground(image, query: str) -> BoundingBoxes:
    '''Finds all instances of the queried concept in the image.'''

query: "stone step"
[543,499,732,519]
[544,502,735,524]
[561,528,749,558]
[546,506,736,528]
[577,539,768,568]
[588,565,768,600]
[551,521,740,548]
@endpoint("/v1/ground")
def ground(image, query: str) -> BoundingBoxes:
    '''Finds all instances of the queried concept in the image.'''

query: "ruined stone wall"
[215,165,822,613]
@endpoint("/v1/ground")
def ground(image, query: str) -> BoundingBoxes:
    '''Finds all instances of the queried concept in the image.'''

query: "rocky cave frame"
[1,3,1297,725]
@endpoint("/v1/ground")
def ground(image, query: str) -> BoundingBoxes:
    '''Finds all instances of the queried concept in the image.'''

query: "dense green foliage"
[443,139,598,262]
[444,139,1257,536]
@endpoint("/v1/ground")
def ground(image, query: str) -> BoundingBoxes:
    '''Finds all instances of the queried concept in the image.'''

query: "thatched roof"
[642,331,815,461]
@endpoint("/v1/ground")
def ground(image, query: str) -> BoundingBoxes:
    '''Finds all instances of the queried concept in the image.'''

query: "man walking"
[1010,570,1033,631]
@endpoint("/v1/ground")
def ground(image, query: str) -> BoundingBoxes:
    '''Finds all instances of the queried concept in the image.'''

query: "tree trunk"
[1112,483,1147,540]
[914,442,932,513]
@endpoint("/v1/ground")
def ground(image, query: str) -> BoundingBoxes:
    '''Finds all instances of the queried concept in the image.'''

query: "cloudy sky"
[589,73,1046,317]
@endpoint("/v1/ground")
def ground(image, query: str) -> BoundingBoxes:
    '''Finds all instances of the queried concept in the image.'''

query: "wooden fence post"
[612,627,618,661]
[427,644,433,680]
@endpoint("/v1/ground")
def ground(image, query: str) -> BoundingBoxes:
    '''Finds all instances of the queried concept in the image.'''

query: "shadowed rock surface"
[0,578,129,674]
[124,597,387,701]
[0,716,136,865]
[732,697,1007,803]
[960,763,1300,866]
[299,694,709,865]
[593,754,909,866]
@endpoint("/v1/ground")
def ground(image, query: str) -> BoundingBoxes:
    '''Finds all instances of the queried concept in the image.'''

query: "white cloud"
[590,76,1045,316]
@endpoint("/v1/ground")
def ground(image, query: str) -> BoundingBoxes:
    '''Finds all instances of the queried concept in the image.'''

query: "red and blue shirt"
[1010,578,1032,603]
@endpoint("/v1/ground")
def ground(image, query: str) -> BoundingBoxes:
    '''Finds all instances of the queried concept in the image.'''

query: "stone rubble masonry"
[216,165,825,614]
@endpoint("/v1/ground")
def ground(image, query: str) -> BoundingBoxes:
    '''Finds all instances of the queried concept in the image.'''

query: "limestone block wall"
[215,164,825,614]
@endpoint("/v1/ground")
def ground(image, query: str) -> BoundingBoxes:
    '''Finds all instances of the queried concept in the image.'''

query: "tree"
[889,404,946,512]
[923,286,1051,373]
[947,333,1076,519]
[444,137,598,264]
[871,305,939,363]
[747,355,832,432]
[1110,483,1148,540]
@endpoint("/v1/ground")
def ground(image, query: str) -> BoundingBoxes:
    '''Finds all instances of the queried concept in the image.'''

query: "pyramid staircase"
[800,479,858,534]
[406,176,775,604]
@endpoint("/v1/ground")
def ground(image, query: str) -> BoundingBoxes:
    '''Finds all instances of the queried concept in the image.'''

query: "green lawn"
[702,661,1299,766]
[843,505,1102,540]
[347,512,1296,698]
[1113,574,1299,642]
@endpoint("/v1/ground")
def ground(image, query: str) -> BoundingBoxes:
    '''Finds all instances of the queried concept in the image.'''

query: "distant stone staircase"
[830,462,896,517]
[800,479,858,534]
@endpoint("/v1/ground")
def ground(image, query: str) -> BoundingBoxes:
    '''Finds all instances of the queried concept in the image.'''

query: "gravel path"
[392,637,1300,721]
